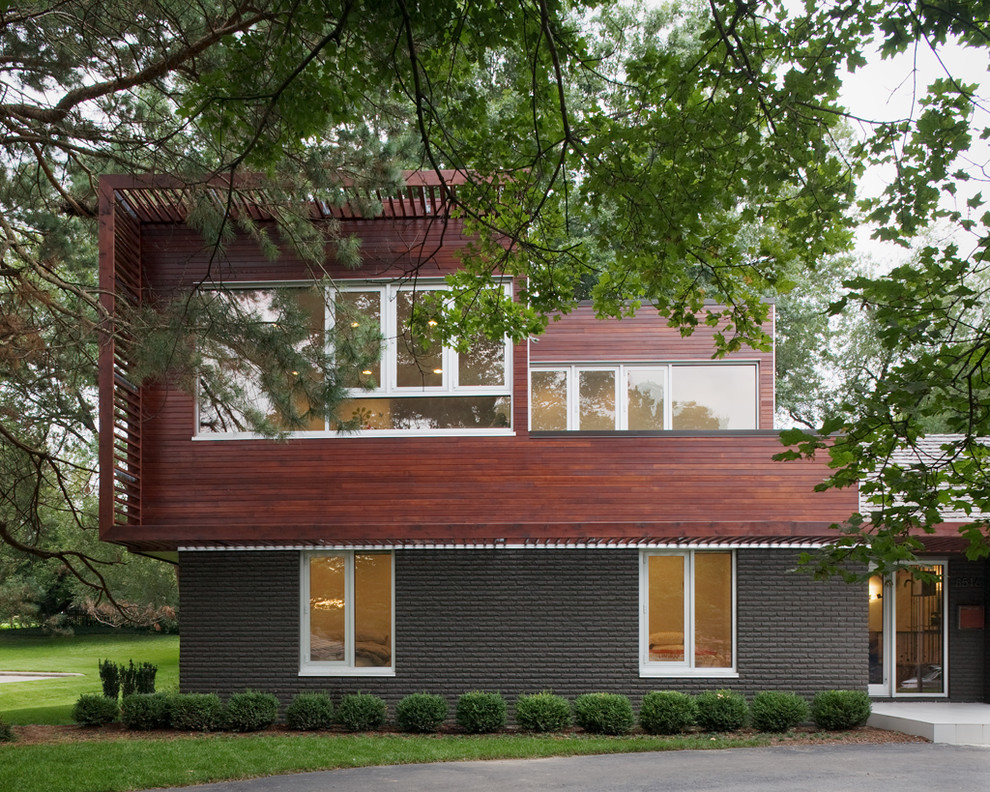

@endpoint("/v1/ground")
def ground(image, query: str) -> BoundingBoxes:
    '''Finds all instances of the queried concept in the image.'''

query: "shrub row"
[98,659,157,699]
[73,688,871,735]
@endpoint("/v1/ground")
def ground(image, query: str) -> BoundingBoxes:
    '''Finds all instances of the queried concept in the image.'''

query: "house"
[97,172,987,708]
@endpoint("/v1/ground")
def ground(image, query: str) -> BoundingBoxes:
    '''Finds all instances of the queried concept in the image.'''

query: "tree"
[1,0,988,592]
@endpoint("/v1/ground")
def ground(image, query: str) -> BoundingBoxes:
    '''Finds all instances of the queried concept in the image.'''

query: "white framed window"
[196,280,513,437]
[529,363,757,431]
[299,550,395,676]
[640,550,737,677]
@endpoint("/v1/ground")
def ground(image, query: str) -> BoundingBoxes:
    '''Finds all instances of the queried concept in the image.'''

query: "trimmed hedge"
[695,690,748,732]
[639,691,697,735]
[750,691,809,733]
[514,692,571,733]
[336,693,387,732]
[396,693,449,733]
[285,693,335,731]
[456,691,506,734]
[225,691,279,732]
[121,693,174,730]
[170,693,225,732]
[72,694,119,726]
[573,693,634,735]
[810,690,871,731]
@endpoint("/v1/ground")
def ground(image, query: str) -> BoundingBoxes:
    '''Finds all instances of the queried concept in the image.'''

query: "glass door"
[868,564,946,697]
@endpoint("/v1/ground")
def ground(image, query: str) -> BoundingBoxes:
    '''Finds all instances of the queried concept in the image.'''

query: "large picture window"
[197,281,512,437]
[530,364,757,431]
[640,551,735,677]
[300,551,394,676]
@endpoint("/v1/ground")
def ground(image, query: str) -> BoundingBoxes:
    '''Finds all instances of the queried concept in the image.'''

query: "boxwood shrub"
[170,693,225,732]
[0,716,15,743]
[573,693,634,735]
[285,693,335,731]
[514,692,571,733]
[810,690,871,731]
[695,689,748,732]
[396,693,449,733]
[225,691,279,732]
[750,691,809,733]
[456,691,506,734]
[72,694,119,726]
[121,692,174,730]
[336,693,387,732]
[639,691,697,735]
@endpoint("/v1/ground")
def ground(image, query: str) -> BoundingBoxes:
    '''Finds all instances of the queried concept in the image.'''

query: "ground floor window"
[640,550,735,677]
[300,551,394,676]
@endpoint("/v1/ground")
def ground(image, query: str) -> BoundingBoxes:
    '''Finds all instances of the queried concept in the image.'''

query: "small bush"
[0,717,15,743]
[336,693,387,732]
[573,693,634,735]
[396,693,448,733]
[695,689,748,732]
[72,694,119,727]
[514,692,571,733]
[225,691,279,732]
[639,691,697,735]
[170,693,225,732]
[121,693,174,730]
[456,691,507,734]
[810,690,871,731]
[285,693,335,731]
[119,660,158,697]
[750,691,809,733]
[98,659,121,699]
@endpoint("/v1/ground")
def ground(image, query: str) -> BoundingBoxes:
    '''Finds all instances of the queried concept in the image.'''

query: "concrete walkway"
[0,672,82,683]
[142,744,989,792]
[870,701,990,745]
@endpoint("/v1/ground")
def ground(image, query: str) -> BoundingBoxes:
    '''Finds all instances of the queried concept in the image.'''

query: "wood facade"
[98,174,862,553]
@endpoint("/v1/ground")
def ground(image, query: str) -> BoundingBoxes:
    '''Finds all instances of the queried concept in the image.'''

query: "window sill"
[639,666,739,679]
[299,667,396,678]
[194,429,516,441]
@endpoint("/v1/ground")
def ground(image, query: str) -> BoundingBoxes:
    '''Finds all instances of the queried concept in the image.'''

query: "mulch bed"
[7,722,928,747]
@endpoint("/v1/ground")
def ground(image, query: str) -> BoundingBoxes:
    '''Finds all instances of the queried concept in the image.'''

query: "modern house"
[98,172,987,709]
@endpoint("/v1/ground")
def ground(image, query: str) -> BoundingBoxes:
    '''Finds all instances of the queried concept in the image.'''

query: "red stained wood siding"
[98,176,858,551]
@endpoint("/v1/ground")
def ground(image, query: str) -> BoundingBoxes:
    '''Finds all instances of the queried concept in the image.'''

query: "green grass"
[0,629,179,724]
[0,732,770,792]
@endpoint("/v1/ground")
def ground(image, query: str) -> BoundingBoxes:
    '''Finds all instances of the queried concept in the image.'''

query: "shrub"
[119,660,158,697]
[72,694,119,726]
[121,693,174,730]
[456,691,506,734]
[750,691,809,733]
[0,717,14,743]
[396,693,448,733]
[336,693,387,732]
[514,692,571,733]
[285,693,335,731]
[810,690,871,731]
[695,689,748,732]
[639,691,697,735]
[170,693,225,732]
[225,691,279,732]
[98,659,121,699]
[572,693,634,735]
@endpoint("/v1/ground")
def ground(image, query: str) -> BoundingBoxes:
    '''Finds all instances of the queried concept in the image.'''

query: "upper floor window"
[529,364,757,431]
[196,282,512,438]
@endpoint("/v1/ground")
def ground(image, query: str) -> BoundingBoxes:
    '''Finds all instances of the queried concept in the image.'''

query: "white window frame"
[194,280,513,438]
[299,550,396,677]
[639,550,738,678]
[529,363,758,431]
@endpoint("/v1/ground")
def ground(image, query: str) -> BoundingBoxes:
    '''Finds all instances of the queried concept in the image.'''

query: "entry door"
[868,564,946,697]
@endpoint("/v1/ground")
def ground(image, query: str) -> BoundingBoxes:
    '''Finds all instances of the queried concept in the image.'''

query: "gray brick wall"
[179,547,882,714]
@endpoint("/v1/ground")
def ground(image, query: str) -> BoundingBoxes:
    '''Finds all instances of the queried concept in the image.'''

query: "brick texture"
[178,548,981,715]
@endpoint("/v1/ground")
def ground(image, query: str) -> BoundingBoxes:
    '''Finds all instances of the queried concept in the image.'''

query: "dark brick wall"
[179,547,881,714]
[948,557,987,701]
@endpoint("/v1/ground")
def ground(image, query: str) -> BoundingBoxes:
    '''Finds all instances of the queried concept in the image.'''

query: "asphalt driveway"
[146,743,989,792]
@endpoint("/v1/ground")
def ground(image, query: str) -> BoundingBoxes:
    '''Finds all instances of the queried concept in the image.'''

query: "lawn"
[0,629,179,724]
[0,732,769,792]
